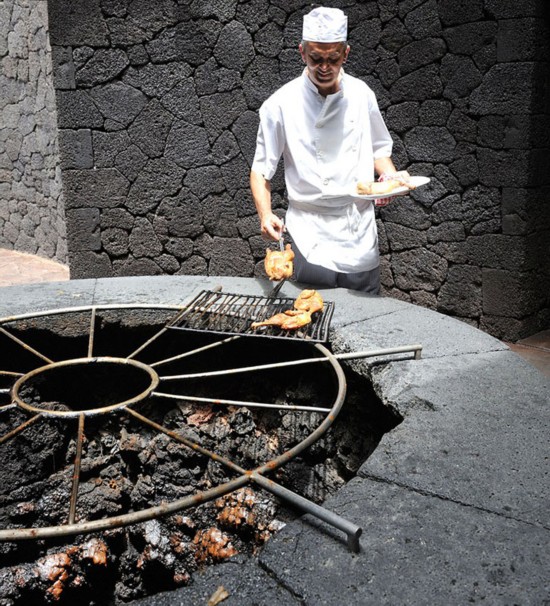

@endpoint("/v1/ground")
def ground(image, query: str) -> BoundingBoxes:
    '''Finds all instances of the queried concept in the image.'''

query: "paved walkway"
[0,248,69,287]
[0,248,547,378]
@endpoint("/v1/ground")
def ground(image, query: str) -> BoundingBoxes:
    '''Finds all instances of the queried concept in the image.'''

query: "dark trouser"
[292,243,380,294]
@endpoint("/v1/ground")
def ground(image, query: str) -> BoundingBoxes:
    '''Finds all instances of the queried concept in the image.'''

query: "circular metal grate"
[0,304,358,547]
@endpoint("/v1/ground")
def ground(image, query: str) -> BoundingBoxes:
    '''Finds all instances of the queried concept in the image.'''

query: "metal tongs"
[268,229,288,298]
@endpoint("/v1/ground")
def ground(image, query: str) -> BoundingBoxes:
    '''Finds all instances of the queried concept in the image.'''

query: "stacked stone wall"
[43,0,550,340]
[0,0,67,263]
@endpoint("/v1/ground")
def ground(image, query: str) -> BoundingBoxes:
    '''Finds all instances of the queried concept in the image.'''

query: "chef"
[250,6,409,293]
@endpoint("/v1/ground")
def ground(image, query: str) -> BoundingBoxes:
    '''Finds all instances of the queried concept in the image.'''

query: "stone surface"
[129,555,300,606]
[0,276,547,605]
[0,0,67,263]
[258,476,549,605]
[1,0,549,345]
[363,351,549,526]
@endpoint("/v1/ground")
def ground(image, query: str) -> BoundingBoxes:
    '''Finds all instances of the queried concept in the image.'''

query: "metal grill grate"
[0,302,421,551]
[168,290,335,342]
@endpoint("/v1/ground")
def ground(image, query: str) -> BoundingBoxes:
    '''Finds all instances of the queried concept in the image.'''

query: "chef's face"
[300,41,350,96]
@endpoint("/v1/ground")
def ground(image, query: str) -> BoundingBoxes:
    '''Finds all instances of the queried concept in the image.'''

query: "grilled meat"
[279,310,312,330]
[251,310,296,328]
[264,244,294,281]
[251,309,312,330]
[293,289,324,314]
[251,289,323,332]
[356,178,415,196]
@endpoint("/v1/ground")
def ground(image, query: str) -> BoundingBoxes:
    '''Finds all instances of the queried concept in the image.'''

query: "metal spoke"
[0,326,54,364]
[160,344,423,381]
[0,413,42,445]
[125,292,222,361]
[161,356,324,381]
[87,307,97,358]
[251,472,362,553]
[125,407,246,475]
[153,391,331,413]
[335,344,423,361]
[68,414,85,525]
[150,335,241,369]
[125,325,172,361]
[0,475,250,541]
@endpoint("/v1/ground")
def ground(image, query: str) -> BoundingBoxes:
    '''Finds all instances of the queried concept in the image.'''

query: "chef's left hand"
[375,171,411,207]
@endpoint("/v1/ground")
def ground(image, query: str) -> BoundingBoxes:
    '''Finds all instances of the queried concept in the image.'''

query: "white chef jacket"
[251,69,393,273]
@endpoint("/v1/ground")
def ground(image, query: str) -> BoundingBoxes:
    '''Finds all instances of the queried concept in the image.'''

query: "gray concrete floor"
[0,247,548,378]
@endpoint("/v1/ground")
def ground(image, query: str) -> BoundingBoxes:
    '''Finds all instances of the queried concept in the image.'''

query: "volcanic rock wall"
[4,0,550,342]
[0,0,67,263]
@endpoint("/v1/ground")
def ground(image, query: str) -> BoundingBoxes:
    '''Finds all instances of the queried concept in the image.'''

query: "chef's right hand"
[261,213,284,242]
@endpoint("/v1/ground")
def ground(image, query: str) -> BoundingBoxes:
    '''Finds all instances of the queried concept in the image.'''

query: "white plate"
[350,176,431,200]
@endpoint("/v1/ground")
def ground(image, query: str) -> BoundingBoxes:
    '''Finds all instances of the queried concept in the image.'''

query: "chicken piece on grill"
[251,310,296,329]
[293,289,324,314]
[250,288,323,332]
[251,309,312,331]
[264,244,295,281]
[279,310,312,330]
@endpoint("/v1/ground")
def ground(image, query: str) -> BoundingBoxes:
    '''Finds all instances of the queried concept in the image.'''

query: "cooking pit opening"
[13,358,160,416]
[0,305,403,605]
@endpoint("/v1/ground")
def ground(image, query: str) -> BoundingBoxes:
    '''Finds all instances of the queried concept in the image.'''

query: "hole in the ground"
[0,307,402,605]
[14,358,159,415]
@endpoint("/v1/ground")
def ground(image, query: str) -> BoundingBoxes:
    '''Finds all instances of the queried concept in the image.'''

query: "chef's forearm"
[374,157,398,177]
[251,170,283,240]
[250,169,272,220]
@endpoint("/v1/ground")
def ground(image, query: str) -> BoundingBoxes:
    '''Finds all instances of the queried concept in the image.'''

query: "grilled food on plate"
[264,244,294,281]
[356,177,416,196]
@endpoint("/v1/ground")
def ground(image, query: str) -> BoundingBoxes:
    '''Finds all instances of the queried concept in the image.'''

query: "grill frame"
[0,303,355,546]
[0,299,422,552]
[168,289,335,342]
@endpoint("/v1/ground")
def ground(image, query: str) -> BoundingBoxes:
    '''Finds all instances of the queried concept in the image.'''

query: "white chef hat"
[302,7,348,43]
